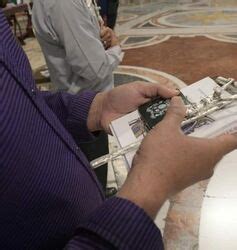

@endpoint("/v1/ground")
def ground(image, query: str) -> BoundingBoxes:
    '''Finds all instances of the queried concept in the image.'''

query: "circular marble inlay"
[206,34,237,44]
[199,151,237,250]
[114,73,148,86]
[120,35,170,50]
[158,10,237,28]
[117,13,138,23]
[114,65,187,95]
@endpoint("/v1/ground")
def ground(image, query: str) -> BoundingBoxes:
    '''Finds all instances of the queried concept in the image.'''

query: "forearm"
[117,164,168,219]
[87,92,105,132]
[96,45,123,78]
[75,44,122,87]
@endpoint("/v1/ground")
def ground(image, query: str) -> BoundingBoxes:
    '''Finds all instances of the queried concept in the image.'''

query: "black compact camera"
[138,91,188,130]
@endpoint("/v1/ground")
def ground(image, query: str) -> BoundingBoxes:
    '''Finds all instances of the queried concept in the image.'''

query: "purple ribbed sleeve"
[41,90,97,142]
[66,91,97,142]
[66,197,164,250]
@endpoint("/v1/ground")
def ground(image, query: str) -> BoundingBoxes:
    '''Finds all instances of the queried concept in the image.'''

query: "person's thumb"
[210,133,237,156]
[163,96,186,128]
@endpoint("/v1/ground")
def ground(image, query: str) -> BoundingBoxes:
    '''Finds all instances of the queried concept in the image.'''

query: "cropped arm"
[52,0,122,87]
[40,90,97,142]
[65,197,164,250]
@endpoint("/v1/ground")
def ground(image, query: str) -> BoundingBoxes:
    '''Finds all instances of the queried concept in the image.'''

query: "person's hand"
[87,81,179,133]
[100,26,119,49]
[117,97,237,218]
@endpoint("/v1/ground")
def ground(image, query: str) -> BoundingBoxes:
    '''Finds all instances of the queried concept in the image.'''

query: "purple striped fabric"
[0,10,163,250]
[66,197,164,250]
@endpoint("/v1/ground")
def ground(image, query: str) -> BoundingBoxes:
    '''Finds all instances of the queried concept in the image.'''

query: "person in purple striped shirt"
[1,8,237,250]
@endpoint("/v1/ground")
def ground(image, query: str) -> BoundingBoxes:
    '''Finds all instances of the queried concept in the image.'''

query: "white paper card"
[110,77,237,168]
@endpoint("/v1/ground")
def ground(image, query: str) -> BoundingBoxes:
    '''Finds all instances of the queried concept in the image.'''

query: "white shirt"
[32,0,123,93]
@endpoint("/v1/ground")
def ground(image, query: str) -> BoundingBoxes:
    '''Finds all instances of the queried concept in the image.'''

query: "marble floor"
[21,0,237,249]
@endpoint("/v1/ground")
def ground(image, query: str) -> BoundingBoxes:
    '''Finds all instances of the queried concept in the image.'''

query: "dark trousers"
[78,132,108,193]
[107,0,119,29]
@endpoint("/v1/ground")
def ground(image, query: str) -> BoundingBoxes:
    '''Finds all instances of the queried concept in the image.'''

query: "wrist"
[87,92,105,132]
[117,166,169,219]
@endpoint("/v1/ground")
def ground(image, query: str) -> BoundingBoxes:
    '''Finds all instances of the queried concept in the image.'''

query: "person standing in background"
[32,0,123,193]
[32,0,123,94]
